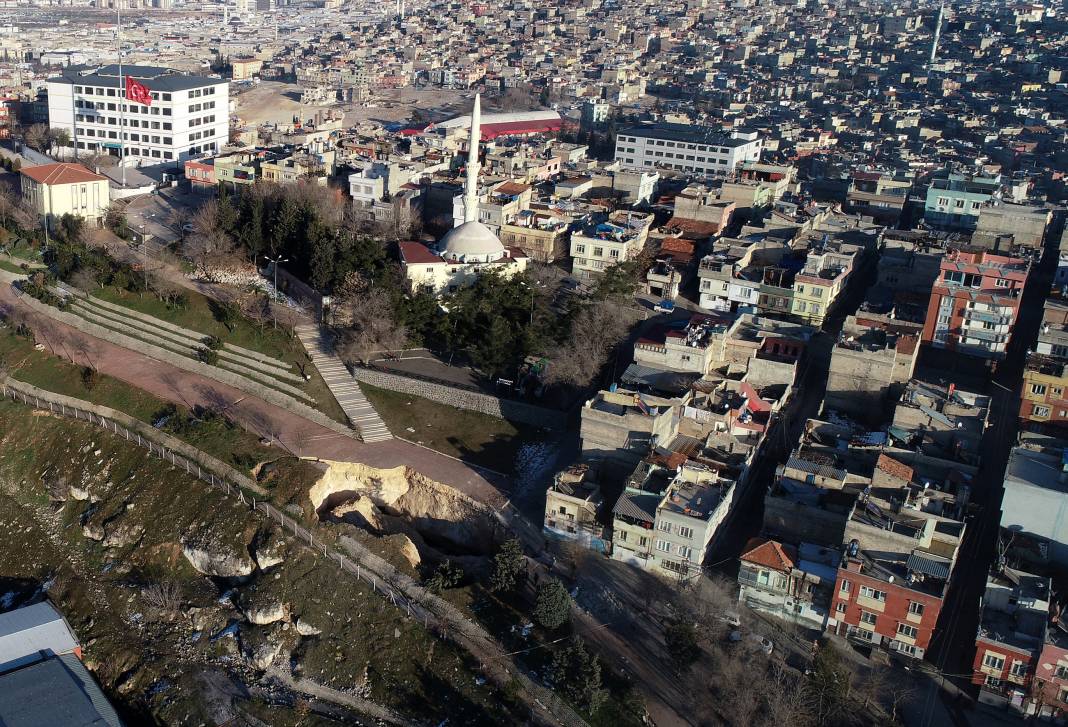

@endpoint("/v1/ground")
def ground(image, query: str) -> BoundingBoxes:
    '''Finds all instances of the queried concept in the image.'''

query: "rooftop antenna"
[929,2,945,67]
[463,93,481,225]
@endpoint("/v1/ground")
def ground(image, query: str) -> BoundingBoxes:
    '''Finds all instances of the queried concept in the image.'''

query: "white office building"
[47,64,229,166]
[614,124,763,176]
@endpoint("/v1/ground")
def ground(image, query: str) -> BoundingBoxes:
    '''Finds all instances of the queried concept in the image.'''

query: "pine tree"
[533,578,571,630]
[489,538,525,593]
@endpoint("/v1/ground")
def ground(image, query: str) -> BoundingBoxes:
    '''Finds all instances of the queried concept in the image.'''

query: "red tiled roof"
[20,162,107,186]
[740,537,797,573]
[398,241,443,265]
[660,237,695,254]
[876,453,914,483]
[495,181,531,196]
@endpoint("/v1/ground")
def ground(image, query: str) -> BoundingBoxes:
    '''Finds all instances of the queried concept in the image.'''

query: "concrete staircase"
[295,325,393,442]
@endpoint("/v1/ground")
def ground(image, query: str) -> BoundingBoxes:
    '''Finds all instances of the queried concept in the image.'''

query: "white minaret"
[930,2,945,66]
[463,93,481,224]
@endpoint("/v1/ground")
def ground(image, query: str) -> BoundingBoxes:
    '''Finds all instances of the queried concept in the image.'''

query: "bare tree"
[186,199,238,278]
[543,300,631,388]
[23,123,49,152]
[335,272,408,365]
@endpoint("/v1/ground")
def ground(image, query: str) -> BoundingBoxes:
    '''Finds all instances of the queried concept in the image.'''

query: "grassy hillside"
[0,398,526,725]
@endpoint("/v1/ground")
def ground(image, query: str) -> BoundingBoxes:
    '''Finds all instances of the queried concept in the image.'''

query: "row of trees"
[190,180,644,389]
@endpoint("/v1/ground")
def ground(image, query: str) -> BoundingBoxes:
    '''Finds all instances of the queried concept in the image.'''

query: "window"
[593,246,603,257]
[954,199,965,208]
[995,278,1010,288]
[658,521,672,533]
[610,249,620,259]
[897,623,918,639]
[677,546,693,560]
[575,244,585,254]
[835,602,846,613]
[1032,384,1048,396]
[983,653,1005,671]
[1034,405,1051,417]
[617,530,627,542]
[678,526,694,539]
[908,601,925,616]
[655,539,671,552]
[860,611,877,626]
[1010,661,1029,677]
[1055,664,1068,679]
[859,585,885,601]
[985,676,1002,688]
[936,196,949,207]
[839,579,852,594]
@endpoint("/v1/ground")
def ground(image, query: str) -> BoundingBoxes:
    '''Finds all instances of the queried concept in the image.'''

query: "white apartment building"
[570,210,654,280]
[615,124,763,176]
[47,65,229,167]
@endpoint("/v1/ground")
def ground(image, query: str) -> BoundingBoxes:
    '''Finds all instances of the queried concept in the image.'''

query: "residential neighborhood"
[0,0,1065,725]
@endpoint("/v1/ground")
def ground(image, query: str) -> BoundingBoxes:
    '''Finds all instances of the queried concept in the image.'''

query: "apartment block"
[922,249,1029,360]
[48,64,229,166]
[614,124,763,176]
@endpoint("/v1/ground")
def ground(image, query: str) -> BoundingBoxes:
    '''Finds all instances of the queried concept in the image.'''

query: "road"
[708,242,880,570]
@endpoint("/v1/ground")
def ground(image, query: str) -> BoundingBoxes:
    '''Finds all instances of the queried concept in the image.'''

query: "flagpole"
[116,5,125,186]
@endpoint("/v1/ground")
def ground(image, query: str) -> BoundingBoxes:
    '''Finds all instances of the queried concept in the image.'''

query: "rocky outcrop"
[309,462,499,555]
[294,618,321,637]
[103,523,144,549]
[252,527,288,571]
[245,600,287,625]
[82,523,105,541]
[242,631,283,670]
[182,542,255,578]
[393,534,422,569]
[329,495,382,531]
[69,484,91,501]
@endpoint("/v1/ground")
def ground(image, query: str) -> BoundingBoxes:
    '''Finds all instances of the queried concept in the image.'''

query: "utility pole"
[265,253,289,329]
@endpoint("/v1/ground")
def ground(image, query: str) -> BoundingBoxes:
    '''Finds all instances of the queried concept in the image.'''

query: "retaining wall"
[353,366,563,430]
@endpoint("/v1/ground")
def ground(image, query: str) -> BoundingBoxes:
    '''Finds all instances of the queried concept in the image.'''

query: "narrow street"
[915,210,1064,726]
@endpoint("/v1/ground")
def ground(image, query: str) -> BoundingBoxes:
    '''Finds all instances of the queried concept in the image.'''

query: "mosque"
[399,94,529,295]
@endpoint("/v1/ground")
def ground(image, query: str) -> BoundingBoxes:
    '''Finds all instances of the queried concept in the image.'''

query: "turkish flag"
[125,76,152,106]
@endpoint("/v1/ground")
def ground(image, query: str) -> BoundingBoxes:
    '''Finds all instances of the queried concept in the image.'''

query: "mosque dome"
[441,220,507,262]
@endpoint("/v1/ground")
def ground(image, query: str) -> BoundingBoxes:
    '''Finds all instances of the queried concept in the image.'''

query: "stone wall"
[352,367,563,430]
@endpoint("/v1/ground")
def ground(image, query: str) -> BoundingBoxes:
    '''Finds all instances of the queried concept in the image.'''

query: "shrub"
[196,346,219,365]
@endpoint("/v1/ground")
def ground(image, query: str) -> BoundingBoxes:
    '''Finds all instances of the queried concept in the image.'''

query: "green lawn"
[0,328,321,496]
[86,286,348,425]
[360,382,546,474]
[0,258,30,275]
[93,285,299,361]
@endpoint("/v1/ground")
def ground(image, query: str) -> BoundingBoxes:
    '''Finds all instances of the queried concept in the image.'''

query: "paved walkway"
[294,324,392,442]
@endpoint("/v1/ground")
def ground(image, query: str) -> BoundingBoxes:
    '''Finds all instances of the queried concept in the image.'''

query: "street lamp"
[264,254,289,329]
[140,212,155,292]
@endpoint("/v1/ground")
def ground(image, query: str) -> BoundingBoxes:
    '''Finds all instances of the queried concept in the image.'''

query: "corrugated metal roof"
[0,653,123,727]
[613,491,660,523]
[0,602,79,671]
[906,552,952,580]
[785,455,846,482]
